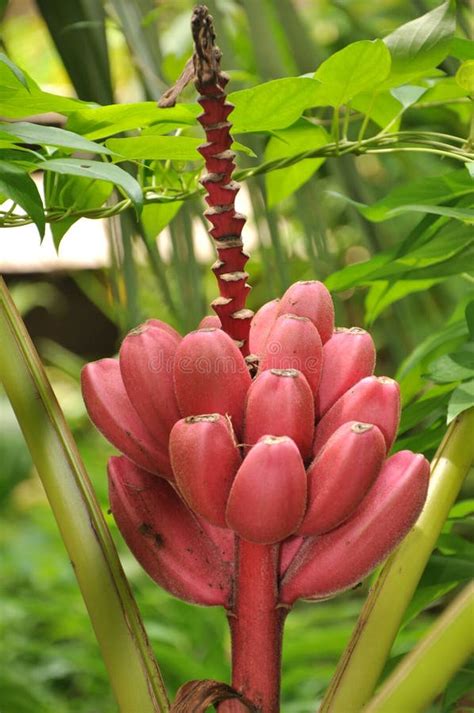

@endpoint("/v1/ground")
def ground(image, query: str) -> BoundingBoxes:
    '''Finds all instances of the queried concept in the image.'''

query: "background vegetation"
[0,0,473,711]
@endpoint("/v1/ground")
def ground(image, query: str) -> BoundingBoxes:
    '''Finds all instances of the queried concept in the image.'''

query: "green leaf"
[427,344,474,384]
[313,40,391,106]
[448,499,474,520]
[0,52,29,90]
[383,1,456,84]
[142,202,182,243]
[0,122,111,154]
[330,170,474,222]
[456,61,474,93]
[0,160,45,237]
[351,91,402,131]
[364,278,441,324]
[47,174,113,247]
[229,78,324,133]
[399,385,452,434]
[447,379,474,423]
[465,301,474,341]
[66,103,199,140]
[390,85,428,109]
[39,158,142,213]
[450,38,474,61]
[106,135,201,162]
[264,121,329,207]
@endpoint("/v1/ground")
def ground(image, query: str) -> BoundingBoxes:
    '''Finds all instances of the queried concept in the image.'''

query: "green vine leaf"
[313,39,391,107]
[106,135,201,162]
[383,0,456,85]
[229,78,324,133]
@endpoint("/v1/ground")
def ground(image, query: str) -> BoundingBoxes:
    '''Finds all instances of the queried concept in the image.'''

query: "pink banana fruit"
[298,421,386,536]
[248,298,280,355]
[313,375,401,454]
[81,358,173,478]
[244,368,315,460]
[226,436,307,544]
[174,327,251,437]
[278,280,334,344]
[259,314,323,394]
[108,456,232,606]
[170,414,241,528]
[315,327,376,418]
[119,324,181,442]
[281,450,430,603]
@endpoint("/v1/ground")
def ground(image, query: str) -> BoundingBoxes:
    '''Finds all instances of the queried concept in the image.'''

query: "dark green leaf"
[229,78,325,133]
[465,301,474,341]
[0,122,111,154]
[39,158,142,213]
[447,379,474,423]
[35,0,113,104]
[399,385,452,434]
[330,169,474,222]
[427,344,474,384]
[383,1,456,84]
[313,39,391,106]
[0,160,45,236]
[106,136,201,162]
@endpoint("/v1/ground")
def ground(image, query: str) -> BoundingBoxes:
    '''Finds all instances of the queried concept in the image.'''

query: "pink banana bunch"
[81,279,429,608]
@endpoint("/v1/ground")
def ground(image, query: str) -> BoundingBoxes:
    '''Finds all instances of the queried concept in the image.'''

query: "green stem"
[364,583,474,713]
[0,276,170,713]
[319,408,474,713]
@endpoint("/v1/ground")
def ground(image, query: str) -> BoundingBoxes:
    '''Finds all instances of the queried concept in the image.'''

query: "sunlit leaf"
[313,40,391,106]
[455,61,474,93]
[0,160,44,237]
[106,135,201,162]
[229,78,324,133]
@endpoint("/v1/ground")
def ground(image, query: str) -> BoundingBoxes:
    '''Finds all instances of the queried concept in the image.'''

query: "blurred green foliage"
[0,0,473,711]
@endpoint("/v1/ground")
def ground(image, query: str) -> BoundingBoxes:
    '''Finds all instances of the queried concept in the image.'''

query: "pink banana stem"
[223,539,287,713]
[192,5,253,354]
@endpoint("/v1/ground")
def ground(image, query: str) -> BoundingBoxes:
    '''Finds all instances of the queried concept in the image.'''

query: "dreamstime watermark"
[146,340,321,375]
